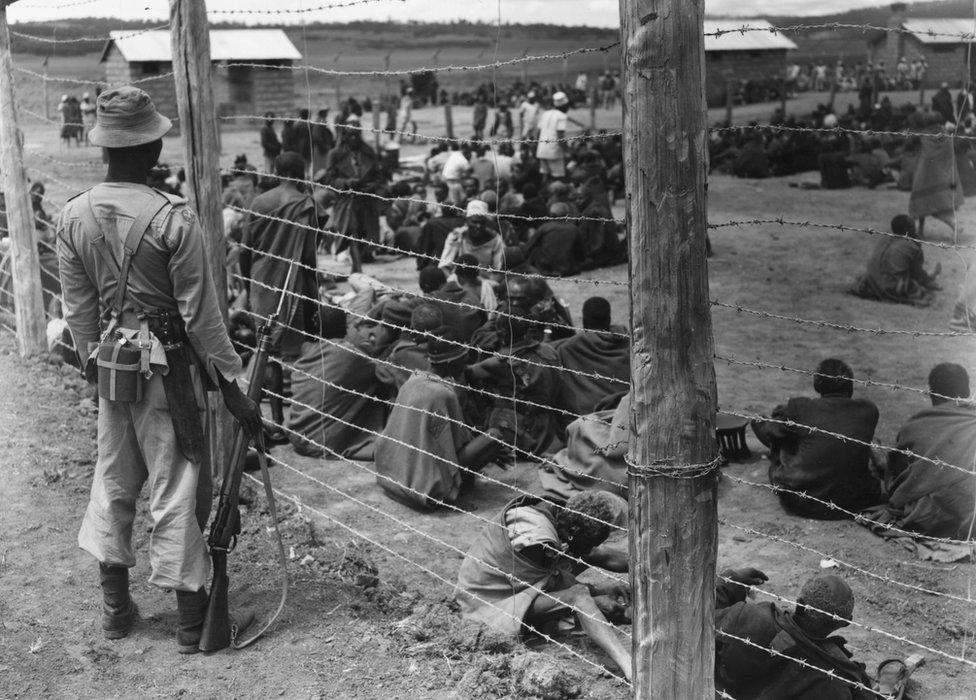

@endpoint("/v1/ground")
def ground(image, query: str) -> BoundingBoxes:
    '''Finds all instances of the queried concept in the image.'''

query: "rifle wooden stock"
[198,324,274,652]
[198,552,230,651]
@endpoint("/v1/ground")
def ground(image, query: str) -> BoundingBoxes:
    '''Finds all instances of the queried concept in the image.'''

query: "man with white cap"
[56,86,261,652]
[323,113,385,273]
[438,198,505,276]
[536,92,571,182]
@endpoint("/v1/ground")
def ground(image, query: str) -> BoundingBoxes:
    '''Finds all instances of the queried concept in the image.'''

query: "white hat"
[552,91,569,107]
[466,199,489,218]
[822,114,838,128]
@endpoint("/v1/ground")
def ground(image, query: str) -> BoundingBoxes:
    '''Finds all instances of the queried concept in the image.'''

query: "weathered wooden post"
[334,52,343,109]
[444,100,454,140]
[590,84,598,130]
[724,77,734,125]
[169,0,232,476]
[373,94,381,151]
[619,0,719,696]
[0,2,47,356]
[169,0,225,309]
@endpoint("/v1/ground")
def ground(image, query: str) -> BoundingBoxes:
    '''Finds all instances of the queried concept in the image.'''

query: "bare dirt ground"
[5,95,976,697]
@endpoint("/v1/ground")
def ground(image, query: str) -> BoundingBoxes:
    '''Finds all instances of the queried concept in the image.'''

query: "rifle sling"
[232,444,288,650]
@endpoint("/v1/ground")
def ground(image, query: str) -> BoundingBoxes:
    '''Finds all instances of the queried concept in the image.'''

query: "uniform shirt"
[536,109,568,160]
[56,182,242,384]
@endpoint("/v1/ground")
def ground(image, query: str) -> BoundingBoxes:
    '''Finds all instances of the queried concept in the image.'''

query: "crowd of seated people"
[200,109,972,691]
[711,88,976,192]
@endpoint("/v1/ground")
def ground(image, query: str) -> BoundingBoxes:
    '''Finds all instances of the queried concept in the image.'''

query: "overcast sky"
[5,0,948,29]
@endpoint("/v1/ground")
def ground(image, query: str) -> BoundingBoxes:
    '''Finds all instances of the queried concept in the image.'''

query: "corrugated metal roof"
[902,19,976,45]
[101,29,302,63]
[703,19,797,52]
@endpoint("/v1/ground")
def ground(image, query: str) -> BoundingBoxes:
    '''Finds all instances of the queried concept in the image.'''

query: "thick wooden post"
[169,0,225,311]
[0,4,47,356]
[169,0,232,478]
[619,0,719,697]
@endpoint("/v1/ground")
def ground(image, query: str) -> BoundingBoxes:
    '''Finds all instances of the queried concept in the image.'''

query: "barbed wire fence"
[0,0,975,696]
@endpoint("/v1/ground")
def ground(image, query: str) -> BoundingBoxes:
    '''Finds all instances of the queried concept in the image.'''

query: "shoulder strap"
[81,190,170,317]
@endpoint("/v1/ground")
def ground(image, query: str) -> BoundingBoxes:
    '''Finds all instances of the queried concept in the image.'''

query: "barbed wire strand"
[718,575,976,667]
[721,518,976,605]
[247,473,631,685]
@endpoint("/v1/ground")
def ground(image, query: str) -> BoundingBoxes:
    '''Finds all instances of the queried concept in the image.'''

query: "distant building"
[868,3,975,88]
[704,19,798,107]
[100,29,301,120]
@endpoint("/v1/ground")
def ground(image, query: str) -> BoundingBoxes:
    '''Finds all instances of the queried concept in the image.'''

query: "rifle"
[199,264,294,652]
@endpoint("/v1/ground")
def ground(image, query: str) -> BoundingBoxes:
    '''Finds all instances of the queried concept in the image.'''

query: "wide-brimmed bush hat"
[88,86,171,148]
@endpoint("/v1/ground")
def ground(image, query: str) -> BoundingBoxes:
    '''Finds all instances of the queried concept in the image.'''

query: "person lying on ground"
[539,391,630,507]
[850,214,941,306]
[869,362,976,539]
[466,307,564,457]
[715,569,876,699]
[456,491,632,682]
[751,358,885,519]
[551,297,629,416]
[375,329,504,508]
[375,303,442,392]
[286,305,387,459]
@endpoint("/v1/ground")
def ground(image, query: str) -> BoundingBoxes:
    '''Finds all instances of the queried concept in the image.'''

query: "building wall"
[870,35,973,88]
[103,46,133,87]
[252,64,297,117]
[704,50,787,106]
[105,54,296,125]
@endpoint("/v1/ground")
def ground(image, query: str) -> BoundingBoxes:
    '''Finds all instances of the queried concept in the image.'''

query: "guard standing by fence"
[55,87,261,653]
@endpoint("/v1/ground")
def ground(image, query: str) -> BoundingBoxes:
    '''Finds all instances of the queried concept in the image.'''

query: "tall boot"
[99,563,138,640]
[175,588,208,654]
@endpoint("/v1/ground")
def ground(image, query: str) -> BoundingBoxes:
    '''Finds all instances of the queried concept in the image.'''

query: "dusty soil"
[6,90,976,698]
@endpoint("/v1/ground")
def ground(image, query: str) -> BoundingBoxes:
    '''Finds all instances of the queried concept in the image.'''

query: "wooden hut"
[100,29,301,120]
[703,19,798,107]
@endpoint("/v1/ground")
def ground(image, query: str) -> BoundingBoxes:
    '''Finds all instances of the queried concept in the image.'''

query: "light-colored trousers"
[78,371,211,592]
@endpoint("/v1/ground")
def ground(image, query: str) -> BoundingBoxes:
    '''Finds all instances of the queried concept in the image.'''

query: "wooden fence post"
[725,78,734,125]
[619,0,719,696]
[373,95,381,152]
[0,3,47,356]
[590,84,597,130]
[169,0,232,476]
[444,100,454,140]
